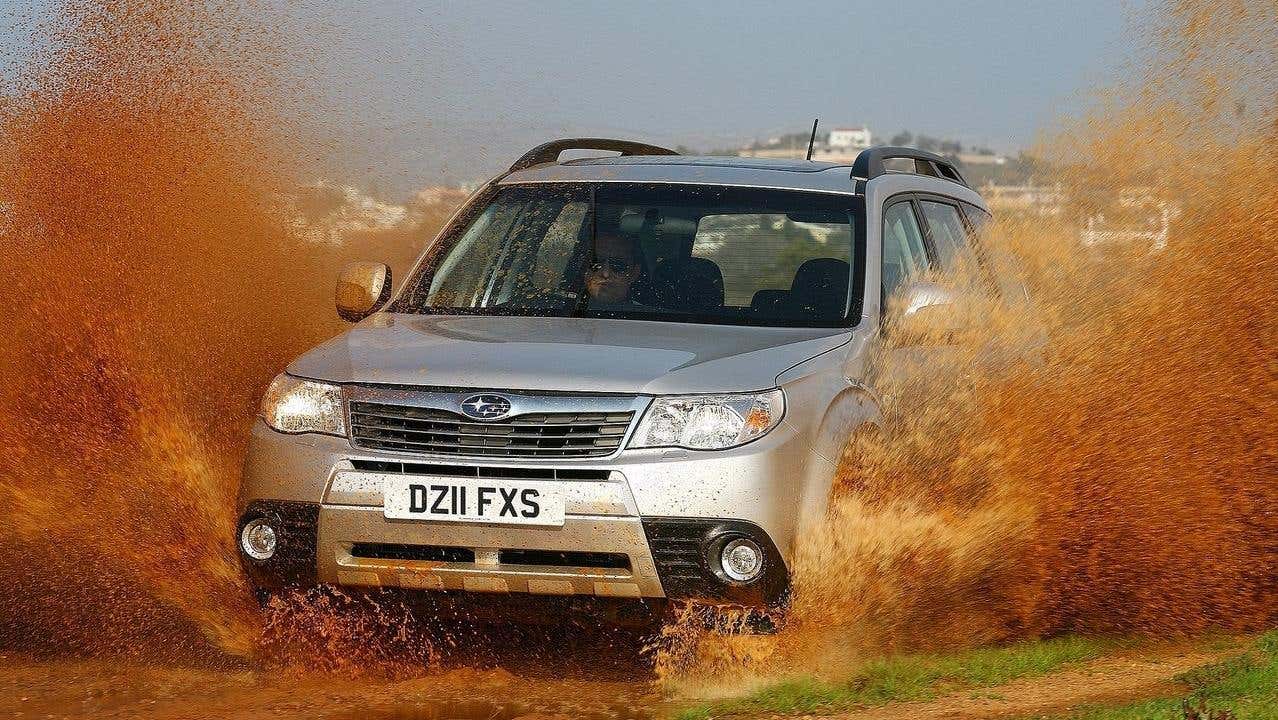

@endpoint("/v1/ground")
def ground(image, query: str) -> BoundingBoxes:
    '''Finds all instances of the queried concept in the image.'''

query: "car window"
[962,202,991,236]
[881,200,930,304]
[692,214,852,306]
[425,192,527,307]
[919,200,974,273]
[920,199,992,293]
[462,188,589,307]
[528,201,588,288]
[398,183,862,328]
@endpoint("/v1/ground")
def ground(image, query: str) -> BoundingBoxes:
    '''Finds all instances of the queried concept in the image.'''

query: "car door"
[921,195,1046,369]
[872,195,956,385]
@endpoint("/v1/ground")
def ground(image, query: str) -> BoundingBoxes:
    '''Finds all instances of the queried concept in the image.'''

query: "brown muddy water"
[0,651,660,719]
[1,0,1276,718]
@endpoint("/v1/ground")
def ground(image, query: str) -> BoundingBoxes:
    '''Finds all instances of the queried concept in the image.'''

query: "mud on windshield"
[393,183,865,328]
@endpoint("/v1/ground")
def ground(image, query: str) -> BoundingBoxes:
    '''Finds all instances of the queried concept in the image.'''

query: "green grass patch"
[1037,630,1278,720]
[673,635,1108,719]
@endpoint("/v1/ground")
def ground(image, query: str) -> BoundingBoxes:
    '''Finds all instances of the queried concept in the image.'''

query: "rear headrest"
[789,258,850,319]
[652,257,725,311]
[751,289,789,315]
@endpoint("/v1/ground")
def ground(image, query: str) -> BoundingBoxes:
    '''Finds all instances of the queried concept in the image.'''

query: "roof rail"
[851,146,969,187]
[508,138,679,174]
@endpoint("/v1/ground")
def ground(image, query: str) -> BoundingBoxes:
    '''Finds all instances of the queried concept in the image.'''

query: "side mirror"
[884,280,965,347]
[336,261,392,322]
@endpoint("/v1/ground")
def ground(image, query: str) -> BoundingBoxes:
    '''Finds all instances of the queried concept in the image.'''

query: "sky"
[2,0,1147,194]
[297,1,1145,192]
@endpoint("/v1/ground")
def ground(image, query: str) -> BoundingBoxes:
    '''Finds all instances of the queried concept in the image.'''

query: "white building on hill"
[828,126,872,149]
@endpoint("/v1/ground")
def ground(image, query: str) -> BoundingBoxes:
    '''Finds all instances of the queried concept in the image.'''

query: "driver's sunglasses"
[588,257,634,273]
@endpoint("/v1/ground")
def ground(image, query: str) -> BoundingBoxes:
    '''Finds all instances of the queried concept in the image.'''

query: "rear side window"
[962,202,992,235]
[918,201,974,273]
[881,201,930,303]
[920,199,992,292]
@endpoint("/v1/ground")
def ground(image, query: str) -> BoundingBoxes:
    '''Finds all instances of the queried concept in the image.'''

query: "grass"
[1037,631,1278,720]
[673,635,1109,719]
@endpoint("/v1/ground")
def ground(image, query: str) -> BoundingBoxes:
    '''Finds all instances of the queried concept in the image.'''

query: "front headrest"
[682,258,725,306]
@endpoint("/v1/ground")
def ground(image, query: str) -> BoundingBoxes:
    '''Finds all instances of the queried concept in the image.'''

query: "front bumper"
[323,505,662,597]
[238,414,813,607]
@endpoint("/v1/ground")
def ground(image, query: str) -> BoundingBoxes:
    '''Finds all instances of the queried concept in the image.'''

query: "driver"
[583,229,646,310]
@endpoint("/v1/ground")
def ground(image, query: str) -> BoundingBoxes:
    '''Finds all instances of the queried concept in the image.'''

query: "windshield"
[394,183,862,328]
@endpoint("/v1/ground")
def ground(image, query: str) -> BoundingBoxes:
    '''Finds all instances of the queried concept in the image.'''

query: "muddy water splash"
[0,0,444,663]
[661,0,1278,685]
[2,0,1275,700]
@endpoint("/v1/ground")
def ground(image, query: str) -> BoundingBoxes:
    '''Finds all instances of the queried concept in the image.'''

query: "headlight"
[260,374,346,436]
[630,389,784,450]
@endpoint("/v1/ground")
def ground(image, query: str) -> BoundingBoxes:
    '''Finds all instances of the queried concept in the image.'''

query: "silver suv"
[238,139,999,612]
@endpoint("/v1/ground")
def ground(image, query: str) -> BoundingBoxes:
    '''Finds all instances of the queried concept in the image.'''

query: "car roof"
[496,147,989,210]
[499,154,866,195]
[564,155,849,172]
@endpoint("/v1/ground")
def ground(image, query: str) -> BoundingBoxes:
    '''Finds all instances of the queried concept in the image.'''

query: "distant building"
[414,185,471,207]
[1080,188,1180,253]
[981,183,1065,217]
[957,152,1007,166]
[288,180,410,245]
[828,127,872,149]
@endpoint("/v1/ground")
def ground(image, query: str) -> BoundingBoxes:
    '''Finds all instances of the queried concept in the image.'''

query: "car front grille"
[642,520,710,592]
[348,459,611,481]
[349,401,634,458]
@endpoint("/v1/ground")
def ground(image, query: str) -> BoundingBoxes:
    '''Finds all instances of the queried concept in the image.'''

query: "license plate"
[382,477,565,527]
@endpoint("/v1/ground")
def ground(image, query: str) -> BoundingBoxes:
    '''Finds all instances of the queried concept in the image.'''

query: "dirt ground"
[847,648,1230,720]
[0,653,661,719]
[0,642,1234,720]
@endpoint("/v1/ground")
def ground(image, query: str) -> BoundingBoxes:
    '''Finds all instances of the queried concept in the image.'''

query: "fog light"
[720,538,763,582]
[240,518,277,560]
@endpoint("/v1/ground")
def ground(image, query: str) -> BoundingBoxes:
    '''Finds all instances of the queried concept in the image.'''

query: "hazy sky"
[2,0,1146,193]
[301,1,1144,192]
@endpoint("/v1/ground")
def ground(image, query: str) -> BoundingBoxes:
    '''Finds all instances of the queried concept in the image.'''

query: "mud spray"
[0,0,447,670]
[660,0,1278,687]
[0,0,1275,703]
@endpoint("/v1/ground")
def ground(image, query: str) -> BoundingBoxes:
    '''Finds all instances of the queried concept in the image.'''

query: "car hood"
[288,314,850,395]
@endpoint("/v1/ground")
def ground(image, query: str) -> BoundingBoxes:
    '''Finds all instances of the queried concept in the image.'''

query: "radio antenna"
[805,118,819,161]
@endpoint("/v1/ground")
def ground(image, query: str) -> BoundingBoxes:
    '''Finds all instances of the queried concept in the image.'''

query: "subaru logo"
[459,394,513,421]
